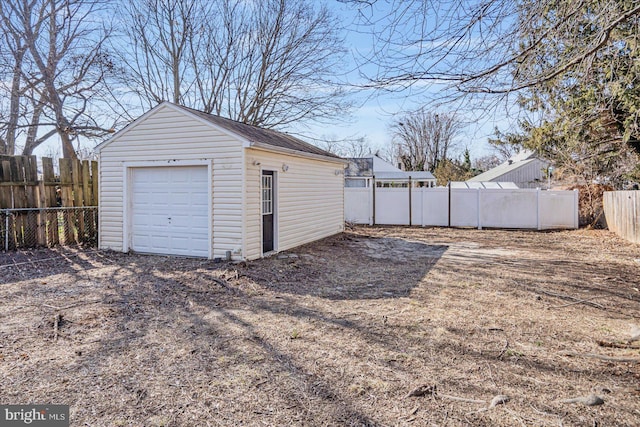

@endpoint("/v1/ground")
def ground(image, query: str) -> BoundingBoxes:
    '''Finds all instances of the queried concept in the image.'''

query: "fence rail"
[0,155,98,251]
[603,190,640,244]
[1,207,98,251]
[0,155,98,210]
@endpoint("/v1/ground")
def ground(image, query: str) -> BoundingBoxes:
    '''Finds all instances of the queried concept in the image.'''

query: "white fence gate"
[345,186,579,230]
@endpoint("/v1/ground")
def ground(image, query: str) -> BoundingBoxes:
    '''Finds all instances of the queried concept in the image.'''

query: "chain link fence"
[0,207,98,251]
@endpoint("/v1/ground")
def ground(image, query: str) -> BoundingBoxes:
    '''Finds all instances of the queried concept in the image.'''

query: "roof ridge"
[168,103,339,159]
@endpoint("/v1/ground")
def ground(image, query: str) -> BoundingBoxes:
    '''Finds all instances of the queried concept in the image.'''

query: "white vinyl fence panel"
[344,187,372,224]
[477,189,538,228]
[411,188,449,226]
[539,191,580,229]
[450,188,479,227]
[375,188,410,225]
[345,186,578,230]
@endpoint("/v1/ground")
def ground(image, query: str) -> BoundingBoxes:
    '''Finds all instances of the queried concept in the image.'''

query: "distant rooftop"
[346,154,435,181]
[451,181,519,189]
[468,150,545,183]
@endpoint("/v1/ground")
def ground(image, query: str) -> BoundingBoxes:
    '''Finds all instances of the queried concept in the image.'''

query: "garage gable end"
[96,102,251,152]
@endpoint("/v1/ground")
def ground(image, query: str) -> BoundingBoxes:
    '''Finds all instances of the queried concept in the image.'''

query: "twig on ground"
[597,340,640,349]
[42,299,101,311]
[538,289,605,309]
[399,406,419,420]
[513,281,607,309]
[210,277,235,292]
[438,393,486,405]
[504,408,528,426]
[485,362,498,388]
[528,403,560,418]
[405,384,436,398]
[560,350,639,363]
[559,394,604,406]
[498,340,510,359]
[550,297,603,309]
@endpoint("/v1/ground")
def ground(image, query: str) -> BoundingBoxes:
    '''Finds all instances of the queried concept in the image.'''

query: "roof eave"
[249,141,348,164]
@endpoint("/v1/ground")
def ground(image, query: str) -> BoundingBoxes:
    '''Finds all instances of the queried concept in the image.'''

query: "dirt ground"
[1,226,639,427]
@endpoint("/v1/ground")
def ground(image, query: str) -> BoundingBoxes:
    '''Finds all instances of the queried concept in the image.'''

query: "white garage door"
[130,166,209,257]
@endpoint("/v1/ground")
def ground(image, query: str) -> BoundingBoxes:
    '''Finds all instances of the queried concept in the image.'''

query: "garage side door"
[130,166,209,257]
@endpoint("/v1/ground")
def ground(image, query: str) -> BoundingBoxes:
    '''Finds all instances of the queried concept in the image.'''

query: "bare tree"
[473,154,502,172]
[348,0,640,97]
[0,0,42,155]
[347,0,640,186]
[487,128,525,161]
[119,0,351,128]
[390,109,461,171]
[0,0,118,158]
[120,0,201,110]
[317,136,375,158]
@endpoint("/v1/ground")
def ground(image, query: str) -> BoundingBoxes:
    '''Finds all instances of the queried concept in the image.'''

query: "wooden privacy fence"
[0,155,98,250]
[603,190,640,244]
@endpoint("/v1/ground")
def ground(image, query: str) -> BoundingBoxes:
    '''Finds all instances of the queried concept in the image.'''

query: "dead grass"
[1,226,639,426]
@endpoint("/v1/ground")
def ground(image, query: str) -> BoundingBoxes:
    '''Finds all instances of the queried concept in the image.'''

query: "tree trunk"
[5,47,26,156]
[59,131,77,159]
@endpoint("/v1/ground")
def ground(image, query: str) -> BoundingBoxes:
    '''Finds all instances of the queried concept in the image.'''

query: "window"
[376,181,408,188]
[345,178,369,188]
[262,174,273,215]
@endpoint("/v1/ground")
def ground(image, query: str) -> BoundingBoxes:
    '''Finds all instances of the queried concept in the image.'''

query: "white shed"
[96,102,345,260]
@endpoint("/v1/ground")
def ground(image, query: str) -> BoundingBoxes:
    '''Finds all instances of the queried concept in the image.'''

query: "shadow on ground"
[240,233,448,300]
[2,228,640,426]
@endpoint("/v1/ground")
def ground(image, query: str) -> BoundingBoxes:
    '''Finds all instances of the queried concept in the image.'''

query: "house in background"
[345,153,437,188]
[467,150,549,189]
[96,102,346,261]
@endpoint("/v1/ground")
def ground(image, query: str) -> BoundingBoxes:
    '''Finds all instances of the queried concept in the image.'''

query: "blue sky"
[30,0,509,162]
[292,0,511,161]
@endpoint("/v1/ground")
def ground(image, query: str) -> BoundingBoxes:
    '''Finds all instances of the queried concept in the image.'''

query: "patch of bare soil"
[1,227,639,426]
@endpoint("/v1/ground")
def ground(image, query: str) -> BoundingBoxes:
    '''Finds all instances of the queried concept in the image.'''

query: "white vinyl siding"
[469,158,549,189]
[498,159,548,188]
[99,104,243,259]
[244,148,344,260]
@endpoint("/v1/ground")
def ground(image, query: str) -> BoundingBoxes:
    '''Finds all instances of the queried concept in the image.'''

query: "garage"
[129,166,210,257]
[97,102,345,260]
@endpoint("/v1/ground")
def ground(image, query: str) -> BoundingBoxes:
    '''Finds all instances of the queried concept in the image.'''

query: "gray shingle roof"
[178,104,340,159]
